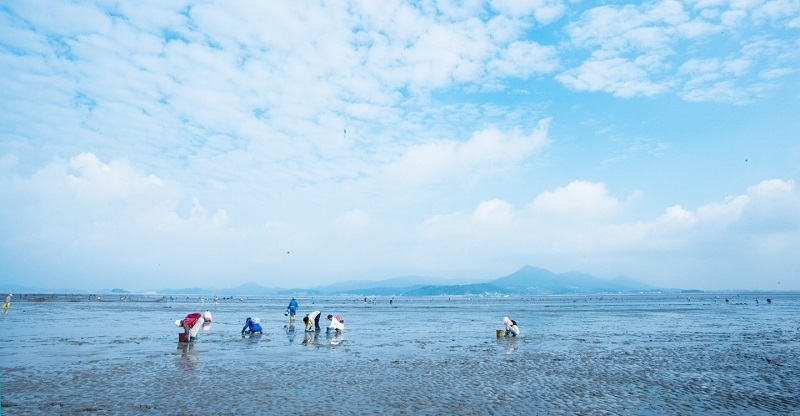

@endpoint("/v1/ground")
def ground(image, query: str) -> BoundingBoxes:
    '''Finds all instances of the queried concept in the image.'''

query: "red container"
[178,333,189,342]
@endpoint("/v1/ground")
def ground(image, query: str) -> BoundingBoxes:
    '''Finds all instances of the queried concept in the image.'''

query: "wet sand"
[1,294,799,415]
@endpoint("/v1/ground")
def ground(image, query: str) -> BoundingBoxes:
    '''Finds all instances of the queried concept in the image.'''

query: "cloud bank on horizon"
[1,0,798,292]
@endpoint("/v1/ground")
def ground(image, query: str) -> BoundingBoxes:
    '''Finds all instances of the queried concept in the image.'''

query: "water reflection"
[498,337,519,354]
[177,343,198,371]
[327,331,344,347]
[244,333,263,344]
[284,324,297,343]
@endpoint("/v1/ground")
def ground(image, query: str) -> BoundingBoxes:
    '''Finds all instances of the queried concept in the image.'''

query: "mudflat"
[1,294,798,415]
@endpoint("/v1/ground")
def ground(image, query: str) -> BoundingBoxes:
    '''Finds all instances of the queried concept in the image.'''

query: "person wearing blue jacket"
[286,297,299,324]
[241,317,263,336]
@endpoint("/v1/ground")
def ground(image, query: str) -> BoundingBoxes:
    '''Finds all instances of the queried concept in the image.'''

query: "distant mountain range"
[157,265,661,296]
[0,265,665,296]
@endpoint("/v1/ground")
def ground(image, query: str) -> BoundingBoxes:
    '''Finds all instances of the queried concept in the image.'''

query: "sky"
[1,0,799,292]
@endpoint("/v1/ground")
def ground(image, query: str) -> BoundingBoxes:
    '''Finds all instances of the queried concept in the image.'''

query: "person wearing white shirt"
[503,316,520,337]
[326,314,344,333]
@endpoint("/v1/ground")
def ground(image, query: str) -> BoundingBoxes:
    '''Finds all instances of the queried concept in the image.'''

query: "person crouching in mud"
[326,314,344,334]
[176,312,205,342]
[241,317,263,336]
[503,317,520,337]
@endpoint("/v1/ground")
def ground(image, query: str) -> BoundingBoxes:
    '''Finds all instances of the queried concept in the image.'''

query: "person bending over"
[327,314,344,333]
[503,317,520,337]
[176,312,205,342]
[303,311,321,331]
[242,317,263,336]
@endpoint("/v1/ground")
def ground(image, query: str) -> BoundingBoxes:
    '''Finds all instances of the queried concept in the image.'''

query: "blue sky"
[1,0,799,292]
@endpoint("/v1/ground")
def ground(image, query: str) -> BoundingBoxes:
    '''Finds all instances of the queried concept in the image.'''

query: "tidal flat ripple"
[1,293,799,415]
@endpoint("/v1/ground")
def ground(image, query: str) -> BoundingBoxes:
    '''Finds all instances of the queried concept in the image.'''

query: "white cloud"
[0,153,252,288]
[336,209,372,228]
[564,1,688,52]
[489,0,568,24]
[384,118,551,186]
[1,1,798,291]
[28,153,168,205]
[720,8,748,26]
[556,55,670,97]
[412,181,630,266]
[678,55,759,101]
[529,181,622,219]
[411,178,799,288]
[473,199,514,225]
[748,178,794,195]
[488,41,560,78]
[754,0,800,23]
[606,179,798,251]
[679,79,749,103]
[558,0,799,101]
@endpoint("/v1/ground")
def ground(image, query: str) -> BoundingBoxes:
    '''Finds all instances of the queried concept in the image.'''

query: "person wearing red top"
[176,312,204,342]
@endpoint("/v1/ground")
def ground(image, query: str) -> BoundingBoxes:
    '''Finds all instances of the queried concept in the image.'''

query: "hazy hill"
[0,283,87,294]
[155,266,658,296]
[218,282,285,296]
[403,283,508,296]
[4,265,660,296]
[311,275,483,292]
[490,265,656,294]
[159,287,217,295]
[326,266,657,296]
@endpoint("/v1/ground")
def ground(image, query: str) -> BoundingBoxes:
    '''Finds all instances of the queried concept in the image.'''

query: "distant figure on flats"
[303,311,321,332]
[241,317,263,336]
[287,297,299,324]
[503,317,520,337]
[2,293,11,309]
[327,314,344,333]
[176,312,205,342]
